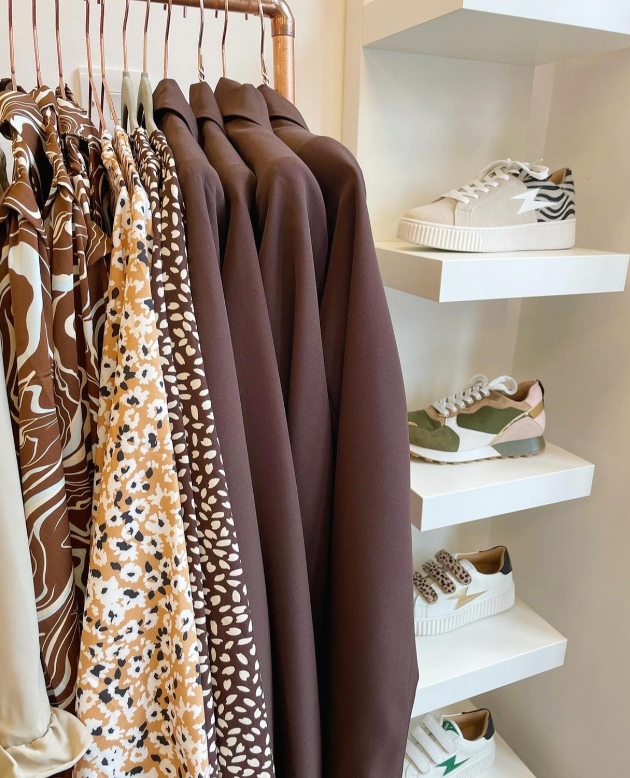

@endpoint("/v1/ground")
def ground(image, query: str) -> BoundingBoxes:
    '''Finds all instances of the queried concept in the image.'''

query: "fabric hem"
[0,709,92,778]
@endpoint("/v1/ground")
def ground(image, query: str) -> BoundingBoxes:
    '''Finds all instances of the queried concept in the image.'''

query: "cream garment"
[0,352,91,777]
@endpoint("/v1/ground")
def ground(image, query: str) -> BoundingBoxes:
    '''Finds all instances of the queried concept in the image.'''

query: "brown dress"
[260,85,417,778]
[190,81,319,778]
[153,79,274,725]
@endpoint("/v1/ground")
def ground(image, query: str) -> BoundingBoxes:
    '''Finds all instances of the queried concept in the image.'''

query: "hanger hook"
[85,0,106,131]
[164,0,173,79]
[222,0,229,79]
[198,0,205,82]
[123,0,130,72]
[8,0,16,91]
[100,0,120,126]
[144,0,151,74]
[32,0,43,89]
[55,0,65,95]
[257,0,269,86]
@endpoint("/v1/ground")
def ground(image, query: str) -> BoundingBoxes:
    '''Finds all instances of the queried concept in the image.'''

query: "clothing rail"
[134,0,295,102]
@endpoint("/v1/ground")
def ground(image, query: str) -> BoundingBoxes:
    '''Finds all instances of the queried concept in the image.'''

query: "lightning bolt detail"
[438,755,470,775]
[447,586,486,610]
[512,188,549,215]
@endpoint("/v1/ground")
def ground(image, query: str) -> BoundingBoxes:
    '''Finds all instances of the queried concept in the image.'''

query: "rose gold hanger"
[8,0,16,91]
[55,0,65,95]
[137,0,157,134]
[222,0,230,78]
[257,0,269,86]
[85,0,107,131]
[32,0,43,88]
[164,0,173,79]
[198,0,206,82]
[100,0,120,125]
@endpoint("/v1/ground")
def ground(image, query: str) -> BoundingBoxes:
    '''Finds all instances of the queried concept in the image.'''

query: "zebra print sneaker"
[398,159,575,252]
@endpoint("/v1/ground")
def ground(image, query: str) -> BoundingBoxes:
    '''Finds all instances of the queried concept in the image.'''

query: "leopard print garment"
[75,130,209,778]
[131,126,219,769]
[152,129,275,777]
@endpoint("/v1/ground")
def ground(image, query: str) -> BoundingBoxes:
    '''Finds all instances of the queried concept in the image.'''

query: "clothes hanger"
[84,0,107,132]
[8,0,17,90]
[32,0,43,89]
[222,0,230,79]
[120,0,139,132]
[198,0,206,82]
[99,0,120,126]
[164,0,173,80]
[257,0,270,87]
[137,0,158,135]
[55,0,66,96]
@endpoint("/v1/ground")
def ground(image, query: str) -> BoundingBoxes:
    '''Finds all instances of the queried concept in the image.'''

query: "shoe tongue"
[441,717,463,738]
[458,559,477,575]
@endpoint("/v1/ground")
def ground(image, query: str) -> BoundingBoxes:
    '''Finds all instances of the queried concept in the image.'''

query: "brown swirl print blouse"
[74,129,209,777]
[0,88,80,710]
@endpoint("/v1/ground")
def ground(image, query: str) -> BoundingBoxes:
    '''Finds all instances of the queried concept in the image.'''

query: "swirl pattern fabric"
[0,87,80,711]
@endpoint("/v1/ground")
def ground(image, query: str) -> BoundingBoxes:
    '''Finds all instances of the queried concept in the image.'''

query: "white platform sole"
[415,586,516,636]
[397,217,576,253]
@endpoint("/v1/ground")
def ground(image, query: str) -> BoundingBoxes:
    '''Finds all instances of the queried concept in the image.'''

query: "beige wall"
[482,47,630,777]
[0,0,346,139]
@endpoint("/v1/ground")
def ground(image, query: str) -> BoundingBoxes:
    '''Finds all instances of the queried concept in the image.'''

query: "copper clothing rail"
[135,0,295,102]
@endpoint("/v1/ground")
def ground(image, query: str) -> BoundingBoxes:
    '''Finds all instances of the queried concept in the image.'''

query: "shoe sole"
[410,436,546,464]
[415,586,516,636]
[397,218,576,253]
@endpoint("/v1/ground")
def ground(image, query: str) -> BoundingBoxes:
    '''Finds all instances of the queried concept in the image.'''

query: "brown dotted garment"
[151,128,275,778]
[131,125,219,767]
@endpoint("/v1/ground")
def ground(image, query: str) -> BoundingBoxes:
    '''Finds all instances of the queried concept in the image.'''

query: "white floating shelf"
[411,442,594,531]
[363,0,630,65]
[413,598,566,717]
[377,242,629,302]
[425,700,535,777]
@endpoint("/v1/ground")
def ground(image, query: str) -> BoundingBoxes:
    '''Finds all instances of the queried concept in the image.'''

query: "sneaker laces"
[432,374,518,418]
[414,550,473,605]
[406,714,457,775]
[443,159,550,205]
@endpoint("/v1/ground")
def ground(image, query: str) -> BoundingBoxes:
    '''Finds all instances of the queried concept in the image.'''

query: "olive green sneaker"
[408,375,545,464]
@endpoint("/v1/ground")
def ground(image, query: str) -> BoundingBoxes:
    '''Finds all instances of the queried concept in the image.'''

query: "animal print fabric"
[131,126,219,768]
[75,130,209,778]
[151,129,275,778]
[0,88,80,710]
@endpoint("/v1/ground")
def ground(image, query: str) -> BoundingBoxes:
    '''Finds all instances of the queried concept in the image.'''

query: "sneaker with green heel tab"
[408,374,545,464]
[403,709,496,777]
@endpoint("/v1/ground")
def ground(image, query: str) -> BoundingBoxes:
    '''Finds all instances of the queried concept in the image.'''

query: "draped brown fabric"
[190,81,320,778]
[153,79,275,727]
[0,88,80,710]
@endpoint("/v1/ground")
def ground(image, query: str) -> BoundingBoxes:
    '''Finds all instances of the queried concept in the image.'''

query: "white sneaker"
[414,547,515,636]
[404,710,496,778]
[398,159,576,253]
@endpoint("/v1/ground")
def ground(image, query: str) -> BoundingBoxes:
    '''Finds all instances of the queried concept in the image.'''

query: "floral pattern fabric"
[75,129,209,778]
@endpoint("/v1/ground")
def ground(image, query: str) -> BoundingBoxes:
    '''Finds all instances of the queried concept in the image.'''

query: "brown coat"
[190,81,320,778]
[153,79,274,718]
[260,85,417,778]
[214,79,334,657]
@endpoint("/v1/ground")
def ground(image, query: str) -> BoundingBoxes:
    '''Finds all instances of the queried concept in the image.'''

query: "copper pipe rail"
[134,0,295,102]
